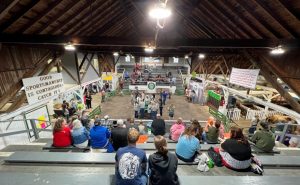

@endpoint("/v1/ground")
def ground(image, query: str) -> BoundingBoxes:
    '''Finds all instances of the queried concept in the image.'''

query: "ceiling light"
[64,43,76,51]
[113,52,119,56]
[199,54,205,59]
[185,55,189,59]
[270,46,285,55]
[131,55,135,59]
[145,47,154,53]
[149,3,171,19]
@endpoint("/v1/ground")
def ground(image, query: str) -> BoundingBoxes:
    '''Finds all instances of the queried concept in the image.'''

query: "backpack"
[250,156,264,175]
[207,147,223,167]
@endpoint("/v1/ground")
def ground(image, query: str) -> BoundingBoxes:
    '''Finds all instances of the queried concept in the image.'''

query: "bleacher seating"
[1,172,299,185]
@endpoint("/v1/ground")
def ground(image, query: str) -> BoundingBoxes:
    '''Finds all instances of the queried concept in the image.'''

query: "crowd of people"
[51,109,281,185]
[132,90,175,119]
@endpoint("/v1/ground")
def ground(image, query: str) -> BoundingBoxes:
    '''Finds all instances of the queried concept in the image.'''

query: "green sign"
[88,106,101,119]
[209,108,230,132]
[208,90,221,101]
[147,82,156,90]
[207,90,221,110]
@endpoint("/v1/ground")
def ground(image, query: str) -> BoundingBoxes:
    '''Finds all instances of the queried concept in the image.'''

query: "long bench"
[0,172,299,185]
[42,142,280,154]
[5,151,298,167]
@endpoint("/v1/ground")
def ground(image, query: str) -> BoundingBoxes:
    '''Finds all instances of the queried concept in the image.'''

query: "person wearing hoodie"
[251,121,275,152]
[170,118,185,142]
[149,135,180,185]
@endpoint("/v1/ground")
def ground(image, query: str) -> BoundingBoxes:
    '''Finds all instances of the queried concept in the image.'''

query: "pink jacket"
[170,123,185,141]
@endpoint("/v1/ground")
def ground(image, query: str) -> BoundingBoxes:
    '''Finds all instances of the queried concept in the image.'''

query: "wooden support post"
[244,51,300,113]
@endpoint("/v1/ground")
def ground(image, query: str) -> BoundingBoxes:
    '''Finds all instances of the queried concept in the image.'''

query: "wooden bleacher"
[5,151,298,167]
[1,172,299,185]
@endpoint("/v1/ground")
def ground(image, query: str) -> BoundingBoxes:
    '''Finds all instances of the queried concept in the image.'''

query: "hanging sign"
[22,73,64,105]
[229,68,260,89]
[147,81,156,93]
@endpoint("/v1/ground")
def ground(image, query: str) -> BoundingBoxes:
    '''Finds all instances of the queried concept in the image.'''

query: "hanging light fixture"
[145,46,154,53]
[113,52,119,56]
[64,43,76,51]
[185,55,189,59]
[199,53,205,59]
[270,46,285,55]
[149,2,171,19]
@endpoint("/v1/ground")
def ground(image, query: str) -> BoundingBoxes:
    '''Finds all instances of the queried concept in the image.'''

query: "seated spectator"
[126,118,139,130]
[138,121,146,135]
[249,115,259,134]
[71,119,89,148]
[251,122,275,152]
[215,127,252,170]
[111,119,128,151]
[81,111,90,131]
[151,114,166,136]
[149,136,179,185]
[176,125,200,162]
[102,115,112,128]
[170,118,185,141]
[68,115,79,129]
[77,101,85,112]
[191,120,203,142]
[204,120,221,144]
[90,119,114,153]
[53,118,72,147]
[115,128,148,185]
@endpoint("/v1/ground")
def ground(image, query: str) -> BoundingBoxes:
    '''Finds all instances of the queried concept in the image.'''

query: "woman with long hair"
[175,124,201,162]
[191,120,203,142]
[53,118,72,147]
[216,126,252,170]
[149,136,179,185]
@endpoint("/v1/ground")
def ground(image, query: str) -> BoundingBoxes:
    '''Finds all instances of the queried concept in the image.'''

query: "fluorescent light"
[185,55,189,59]
[113,52,119,56]
[199,54,205,59]
[145,47,154,53]
[64,43,75,51]
[149,3,171,19]
[270,46,285,55]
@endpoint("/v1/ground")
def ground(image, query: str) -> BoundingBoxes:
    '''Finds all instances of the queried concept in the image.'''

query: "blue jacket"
[90,125,111,148]
[71,127,89,145]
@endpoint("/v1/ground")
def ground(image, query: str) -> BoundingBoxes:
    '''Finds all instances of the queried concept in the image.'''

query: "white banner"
[229,68,260,89]
[23,73,64,105]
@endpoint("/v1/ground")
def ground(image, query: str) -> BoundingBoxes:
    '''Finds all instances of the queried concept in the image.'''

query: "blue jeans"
[140,108,145,118]
[140,174,148,185]
[151,111,157,120]
[135,111,139,118]
[162,98,166,105]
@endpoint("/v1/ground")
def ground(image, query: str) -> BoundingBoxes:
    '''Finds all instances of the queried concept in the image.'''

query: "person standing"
[150,101,158,120]
[159,98,163,116]
[168,104,175,120]
[162,91,168,105]
[134,101,140,119]
[151,114,166,136]
[85,92,92,109]
[139,99,145,119]
[62,100,70,122]
[115,128,148,185]
[149,136,179,185]
[111,119,128,151]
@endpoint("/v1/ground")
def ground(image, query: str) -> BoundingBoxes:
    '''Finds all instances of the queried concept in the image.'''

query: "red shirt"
[53,126,72,147]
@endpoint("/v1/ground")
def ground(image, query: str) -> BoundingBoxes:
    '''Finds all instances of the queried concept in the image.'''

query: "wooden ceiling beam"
[16,0,62,34]
[277,0,300,21]
[238,0,284,38]
[88,9,130,36]
[0,0,19,21]
[69,1,120,36]
[51,0,105,35]
[254,0,298,38]
[32,1,80,34]
[1,34,299,48]
[0,0,40,32]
